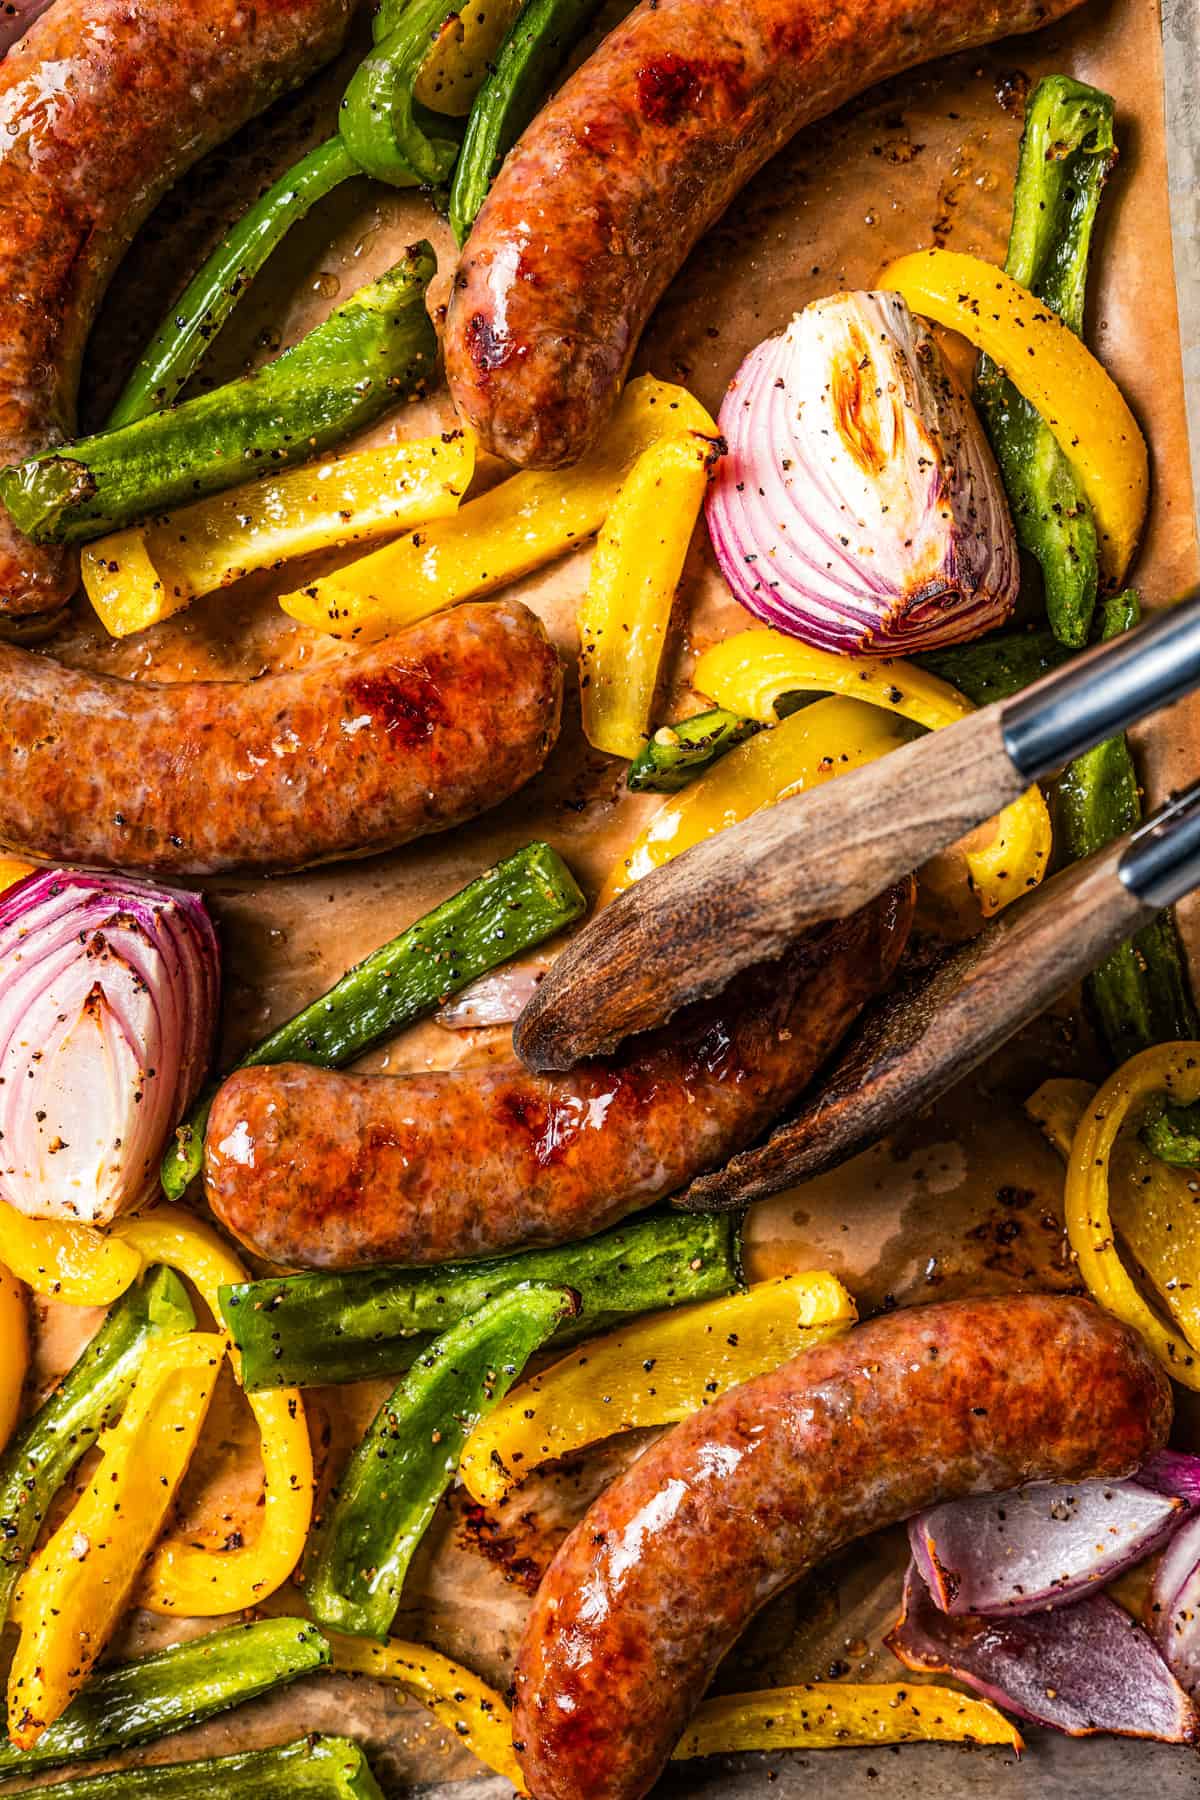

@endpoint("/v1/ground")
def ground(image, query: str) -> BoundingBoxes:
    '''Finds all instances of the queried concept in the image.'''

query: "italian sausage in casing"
[204,882,914,1268]
[513,1294,1172,1800]
[444,0,1086,469]
[0,0,356,619]
[0,599,562,875]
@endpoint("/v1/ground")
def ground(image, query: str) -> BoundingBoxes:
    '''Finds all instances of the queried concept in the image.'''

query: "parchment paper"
[7,0,1200,1791]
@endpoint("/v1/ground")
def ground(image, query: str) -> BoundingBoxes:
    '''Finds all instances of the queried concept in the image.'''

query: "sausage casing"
[204,882,914,1267]
[0,599,562,874]
[513,1294,1172,1800]
[444,0,1086,468]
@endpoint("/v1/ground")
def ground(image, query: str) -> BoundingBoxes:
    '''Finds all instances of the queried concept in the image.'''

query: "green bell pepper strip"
[1142,1099,1200,1168]
[306,1284,575,1637]
[162,840,584,1200]
[0,1265,194,1633]
[1056,592,1198,1063]
[340,2,461,188]
[976,75,1116,648]
[915,631,1073,707]
[0,1735,383,1800]
[0,1619,330,1777]
[220,1211,740,1391]
[106,138,361,428]
[449,0,606,245]
[625,708,764,794]
[0,248,437,545]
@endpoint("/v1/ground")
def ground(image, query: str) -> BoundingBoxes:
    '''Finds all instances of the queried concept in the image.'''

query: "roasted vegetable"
[706,291,1018,655]
[221,1212,739,1391]
[916,631,1072,705]
[0,250,437,545]
[0,1263,27,1453]
[1143,1100,1200,1168]
[0,1736,386,1800]
[0,1266,193,1632]
[626,708,763,793]
[673,1684,1021,1758]
[880,248,1147,585]
[340,1,461,187]
[976,76,1116,646]
[449,0,606,244]
[163,841,584,1199]
[0,1619,329,1776]
[329,1635,524,1788]
[579,431,713,759]
[458,1272,855,1508]
[307,1284,575,1638]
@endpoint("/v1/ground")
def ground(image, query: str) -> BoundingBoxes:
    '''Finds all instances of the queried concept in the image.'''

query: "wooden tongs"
[515,588,1200,1207]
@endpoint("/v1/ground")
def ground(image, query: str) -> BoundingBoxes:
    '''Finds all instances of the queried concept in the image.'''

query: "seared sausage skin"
[513,1295,1171,1800]
[0,0,356,618]
[205,882,914,1268]
[0,600,561,874]
[444,0,1086,469]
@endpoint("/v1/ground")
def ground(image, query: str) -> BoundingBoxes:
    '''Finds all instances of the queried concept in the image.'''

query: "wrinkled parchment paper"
[7,0,1199,1791]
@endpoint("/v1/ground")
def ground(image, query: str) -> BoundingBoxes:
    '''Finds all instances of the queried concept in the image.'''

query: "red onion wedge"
[706,291,1018,656]
[910,1464,1193,1616]
[1152,1512,1200,1695]
[0,870,219,1224]
[436,962,545,1030]
[889,1562,1199,1743]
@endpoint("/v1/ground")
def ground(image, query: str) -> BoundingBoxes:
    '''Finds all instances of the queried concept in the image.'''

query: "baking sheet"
[7,0,1200,1791]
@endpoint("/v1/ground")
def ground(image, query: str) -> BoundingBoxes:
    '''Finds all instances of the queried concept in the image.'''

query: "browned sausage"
[204,881,914,1267]
[513,1295,1171,1800]
[0,599,561,874]
[444,0,1087,469]
[0,0,356,619]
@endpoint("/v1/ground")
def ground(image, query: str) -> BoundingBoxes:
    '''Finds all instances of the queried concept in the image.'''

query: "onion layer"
[890,1562,1198,1743]
[0,871,219,1224]
[706,291,1018,655]
[1152,1512,1200,1695]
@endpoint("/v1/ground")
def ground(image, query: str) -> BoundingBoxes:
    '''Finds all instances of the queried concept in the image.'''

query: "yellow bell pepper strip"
[1059,1044,1200,1389]
[7,1333,223,1745]
[1029,1075,1200,1357]
[414,0,525,115]
[0,1202,145,1308]
[0,1263,27,1452]
[579,433,713,759]
[600,697,909,905]
[80,431,475,642]
[878,249,1148,583]
[328,1633,526,1792]
[0,857,33,893]
[693,627,1052,916]
[279,375,718,640]
[110,1208,313,1615]
[672,1683,1022,1758]
[458,1271,856,1509]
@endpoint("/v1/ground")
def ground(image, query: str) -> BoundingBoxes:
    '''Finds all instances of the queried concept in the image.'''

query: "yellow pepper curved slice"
[693,628,1051,916]
[81,430,475,641]
[328,1633,527,1792]
[672,1683,1022,1758]
[579,433,712,759]
[280,376,718,640]
[0,1262,27,1452]
[600,696,908,904]
[111,1208,314,1614]
[1029,1074,1200,1356]
[879,249,1148,582]
[0,857,33,894]
[414,0,524,115]
[0,1201,145,1307]
[459,1272,856,1509]
[8,1332,223,1744]
[1060,1044,1200,1389]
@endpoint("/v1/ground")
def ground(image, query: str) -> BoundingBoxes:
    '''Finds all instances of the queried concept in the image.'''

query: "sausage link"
[0,599,562,874]
[444,0,1085,469]
[0,0,356,618]
[204,881,914,1267]
[513,1294,1172,1800]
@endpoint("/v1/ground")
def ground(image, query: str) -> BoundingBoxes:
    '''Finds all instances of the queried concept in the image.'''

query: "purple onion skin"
[890,1562,1199,1743]
[706,291,1018,656]
[909,1470,1190,1617]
